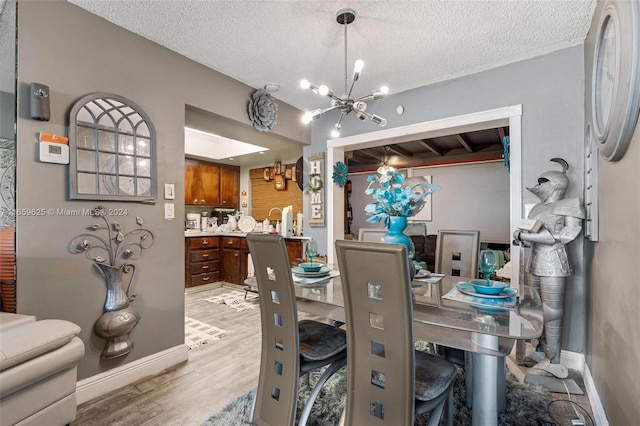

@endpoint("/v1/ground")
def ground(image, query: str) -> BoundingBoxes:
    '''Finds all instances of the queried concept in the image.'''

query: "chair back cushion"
[246,234,299,426]
[335,240,416,425]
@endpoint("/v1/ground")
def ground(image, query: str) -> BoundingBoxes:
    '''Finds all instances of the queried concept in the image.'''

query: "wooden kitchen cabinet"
[285,239,304,265]
[220,165,240,207]
[185,159,238,206]
[220,236,249,285]
[185,236,220,287]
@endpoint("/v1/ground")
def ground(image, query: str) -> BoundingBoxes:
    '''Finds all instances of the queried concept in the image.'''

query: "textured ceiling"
[68,0,596,112]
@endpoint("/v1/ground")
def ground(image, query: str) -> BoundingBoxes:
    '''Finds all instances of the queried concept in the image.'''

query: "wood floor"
[73,283,594,426]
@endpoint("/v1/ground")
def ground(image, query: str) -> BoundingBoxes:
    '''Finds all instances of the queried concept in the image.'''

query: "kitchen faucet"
[268,207,282,218]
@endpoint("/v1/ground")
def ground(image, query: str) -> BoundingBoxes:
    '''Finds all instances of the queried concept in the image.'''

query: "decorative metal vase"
[94,263,140,358]
[71,206,154,359]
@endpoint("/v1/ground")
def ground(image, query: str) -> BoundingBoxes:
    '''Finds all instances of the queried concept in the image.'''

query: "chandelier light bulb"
[300,79,311,89]
[318,85,330,96]
[372,115,387,127]
[354,59,364,73]
[380,86,389,95]
[331,123,342,138]
[301,112,313,124]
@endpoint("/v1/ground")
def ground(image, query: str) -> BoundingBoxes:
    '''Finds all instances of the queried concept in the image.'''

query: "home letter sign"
[308,152,324,227]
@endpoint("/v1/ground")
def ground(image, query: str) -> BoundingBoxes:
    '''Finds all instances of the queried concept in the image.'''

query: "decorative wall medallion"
[590,0,640,161]
[332,161,348,187]
[248,84,278,132]
[502,136,510,173]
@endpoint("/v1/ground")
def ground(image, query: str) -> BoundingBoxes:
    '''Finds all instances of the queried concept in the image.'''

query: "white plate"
[292,270,340,286]
[238,216,257,232]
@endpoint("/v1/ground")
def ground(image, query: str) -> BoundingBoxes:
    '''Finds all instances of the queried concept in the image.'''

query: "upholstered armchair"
[0,312,85,426]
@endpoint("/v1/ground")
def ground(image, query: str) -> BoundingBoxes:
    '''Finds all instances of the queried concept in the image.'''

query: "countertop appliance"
[186,213,200,231]
[211,207,237,225]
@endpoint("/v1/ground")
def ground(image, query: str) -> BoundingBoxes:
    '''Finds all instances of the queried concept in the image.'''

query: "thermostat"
[39,142,69,164]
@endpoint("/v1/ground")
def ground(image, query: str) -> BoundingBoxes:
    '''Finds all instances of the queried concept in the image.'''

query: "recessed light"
[259,151,265,154]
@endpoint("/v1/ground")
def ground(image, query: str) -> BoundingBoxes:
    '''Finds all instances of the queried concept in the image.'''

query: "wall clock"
[590,0,640,161]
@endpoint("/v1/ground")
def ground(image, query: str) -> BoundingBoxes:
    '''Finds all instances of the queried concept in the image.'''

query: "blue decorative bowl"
[470,280,508,295]
[298,263,323,273]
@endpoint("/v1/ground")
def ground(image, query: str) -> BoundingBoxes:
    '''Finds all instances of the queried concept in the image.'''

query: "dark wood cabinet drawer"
[190,249,219,262]
[190,271,220,286]
[189,237,219,250]
[191,260,219,274]
[221,237,241,249]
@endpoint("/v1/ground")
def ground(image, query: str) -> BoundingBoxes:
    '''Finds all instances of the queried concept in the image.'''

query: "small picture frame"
[263,168,271,181]
[274,175,286,191]
[274,161,282,175]
[285,166,292,180]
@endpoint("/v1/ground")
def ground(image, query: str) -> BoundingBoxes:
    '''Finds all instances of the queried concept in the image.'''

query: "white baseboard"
[562,350,609,426]
[76,344,189,405]
[561,349,584,371]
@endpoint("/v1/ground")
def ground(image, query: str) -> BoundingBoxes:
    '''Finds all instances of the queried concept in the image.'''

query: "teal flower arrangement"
[364,170,439,225]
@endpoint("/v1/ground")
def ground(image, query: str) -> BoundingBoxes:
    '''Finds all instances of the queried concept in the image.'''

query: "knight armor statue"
[513,158,585,370]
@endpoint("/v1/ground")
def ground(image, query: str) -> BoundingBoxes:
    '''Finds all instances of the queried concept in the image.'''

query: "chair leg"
[445,387,454,426]
[425,397,447,426]
[298,358,347,426]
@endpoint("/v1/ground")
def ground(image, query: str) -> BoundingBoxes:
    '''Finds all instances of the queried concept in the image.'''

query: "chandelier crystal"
[300,9,388,138]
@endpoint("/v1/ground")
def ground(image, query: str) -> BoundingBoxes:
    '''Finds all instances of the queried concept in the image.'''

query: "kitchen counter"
[185,230,310,240]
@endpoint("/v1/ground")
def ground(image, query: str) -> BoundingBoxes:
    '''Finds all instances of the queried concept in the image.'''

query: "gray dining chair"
[246,233,347,426]
[335,240,457,426]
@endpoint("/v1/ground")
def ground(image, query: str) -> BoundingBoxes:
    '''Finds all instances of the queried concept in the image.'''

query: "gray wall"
[15,0,306,379]
[305,45,587,355]
[349,161,510,243]
[584,1,639,423]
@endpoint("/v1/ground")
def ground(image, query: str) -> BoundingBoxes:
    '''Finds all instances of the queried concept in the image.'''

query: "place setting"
[291,238,339,287]
[443,251,517,311]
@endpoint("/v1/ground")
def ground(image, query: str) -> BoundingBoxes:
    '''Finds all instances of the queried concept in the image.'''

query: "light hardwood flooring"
[73,283,594,426]
[73,284,262,426]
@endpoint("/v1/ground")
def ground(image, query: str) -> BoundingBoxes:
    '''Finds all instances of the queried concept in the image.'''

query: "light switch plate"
[164,203,174,219]
[164,183,175,200]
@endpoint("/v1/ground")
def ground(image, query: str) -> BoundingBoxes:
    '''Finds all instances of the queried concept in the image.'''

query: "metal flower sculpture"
[70,206,154,358]
[248,85,278,132]
[332,161,348,187]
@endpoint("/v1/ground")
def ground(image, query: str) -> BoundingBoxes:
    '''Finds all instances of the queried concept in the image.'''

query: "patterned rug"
[203,341,553,426]
[184,316,229,349]
[198,289,259,313]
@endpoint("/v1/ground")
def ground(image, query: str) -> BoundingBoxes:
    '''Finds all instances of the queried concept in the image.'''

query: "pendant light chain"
[343,10,348,95]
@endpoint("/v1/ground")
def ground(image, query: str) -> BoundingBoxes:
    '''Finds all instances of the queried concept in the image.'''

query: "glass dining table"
[244,272,543,426]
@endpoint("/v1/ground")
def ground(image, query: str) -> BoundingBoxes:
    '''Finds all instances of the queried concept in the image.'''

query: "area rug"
[198,290,259,313]
[203,345,552,426]
[184,316,229,349]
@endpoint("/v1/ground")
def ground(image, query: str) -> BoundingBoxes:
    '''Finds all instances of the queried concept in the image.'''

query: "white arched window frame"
[69,93,157,203]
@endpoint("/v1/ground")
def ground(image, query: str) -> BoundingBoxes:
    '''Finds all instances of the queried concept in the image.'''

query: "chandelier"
[300,9,388,138]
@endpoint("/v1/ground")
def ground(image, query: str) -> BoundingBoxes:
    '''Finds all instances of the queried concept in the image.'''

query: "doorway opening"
[325,105,522,284]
